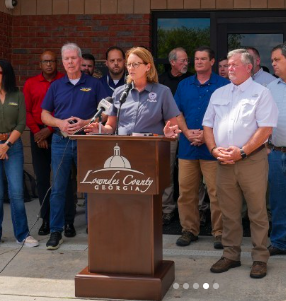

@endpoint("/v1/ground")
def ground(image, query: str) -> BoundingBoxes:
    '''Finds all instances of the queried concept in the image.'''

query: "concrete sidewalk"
[1,199,286,301]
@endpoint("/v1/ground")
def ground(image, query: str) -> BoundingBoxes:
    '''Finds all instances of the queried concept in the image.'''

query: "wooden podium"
[73,135,175,301]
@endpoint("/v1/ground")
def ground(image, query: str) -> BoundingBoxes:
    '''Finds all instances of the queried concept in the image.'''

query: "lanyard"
[106,74,126,92]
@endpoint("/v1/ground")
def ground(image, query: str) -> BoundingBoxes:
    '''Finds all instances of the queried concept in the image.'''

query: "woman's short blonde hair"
[125,47,158,84]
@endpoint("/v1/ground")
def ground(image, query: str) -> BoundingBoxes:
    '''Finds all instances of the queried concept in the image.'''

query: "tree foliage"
[157,26,210,59]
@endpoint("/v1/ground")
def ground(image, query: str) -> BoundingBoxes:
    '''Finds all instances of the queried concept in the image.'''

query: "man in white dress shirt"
[203,49,278,279]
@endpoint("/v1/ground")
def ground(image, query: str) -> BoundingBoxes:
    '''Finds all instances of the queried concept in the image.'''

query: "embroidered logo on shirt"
[8,102,18,106]
[147,92,157,102]
[80,87,92,92]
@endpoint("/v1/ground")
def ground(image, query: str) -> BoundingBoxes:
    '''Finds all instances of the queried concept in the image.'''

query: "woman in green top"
[0,59,38,247]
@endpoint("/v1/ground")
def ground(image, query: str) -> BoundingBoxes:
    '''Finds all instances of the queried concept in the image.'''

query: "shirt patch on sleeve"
[8,102,18,106]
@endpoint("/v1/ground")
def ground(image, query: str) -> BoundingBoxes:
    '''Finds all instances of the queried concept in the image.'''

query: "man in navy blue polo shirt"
[175,46,229,249]
[41,42,108,250]
[100,46,126,97]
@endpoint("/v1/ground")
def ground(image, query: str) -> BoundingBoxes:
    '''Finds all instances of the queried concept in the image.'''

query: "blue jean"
[268,150,286,250]
[50,134,77,233]
[0,139,29,242]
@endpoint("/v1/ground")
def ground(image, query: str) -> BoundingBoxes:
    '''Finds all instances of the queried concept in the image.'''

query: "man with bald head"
[24,50,76,238]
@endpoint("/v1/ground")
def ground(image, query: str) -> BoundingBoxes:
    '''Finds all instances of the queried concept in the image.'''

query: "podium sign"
[73,136,175,301]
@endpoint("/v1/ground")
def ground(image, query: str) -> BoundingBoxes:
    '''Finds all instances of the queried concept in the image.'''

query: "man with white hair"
[159,47,191,95]
[41,43,107,250]
[203,49,278,279]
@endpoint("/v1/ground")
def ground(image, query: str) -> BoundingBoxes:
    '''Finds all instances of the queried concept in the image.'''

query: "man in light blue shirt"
[247,47,276,86]
[267,42,286,257]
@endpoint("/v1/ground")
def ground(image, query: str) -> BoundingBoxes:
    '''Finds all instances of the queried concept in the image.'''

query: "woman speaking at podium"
[85,47,181,137]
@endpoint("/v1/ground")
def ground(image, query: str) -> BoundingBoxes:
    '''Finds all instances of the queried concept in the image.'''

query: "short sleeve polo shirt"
[109,82,180,135]
[175,72,229,160]
[41,73,108,120]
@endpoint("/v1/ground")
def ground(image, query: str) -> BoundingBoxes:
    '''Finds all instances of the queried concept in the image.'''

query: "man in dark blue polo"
[100,46,126,96]
[175,46,229,249]
[41,43,108,250]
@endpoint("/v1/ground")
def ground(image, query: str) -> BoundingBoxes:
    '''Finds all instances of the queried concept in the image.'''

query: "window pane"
[228,33,283,72]
[157,18,210,59]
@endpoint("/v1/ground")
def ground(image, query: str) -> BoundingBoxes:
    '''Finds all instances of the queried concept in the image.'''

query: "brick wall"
[11,14,151,87]
[6,0,286,15]
[0,11,12,60]
[8,13,151,175]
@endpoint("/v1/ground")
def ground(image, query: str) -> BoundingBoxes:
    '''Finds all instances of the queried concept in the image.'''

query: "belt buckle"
[0,133,8,141]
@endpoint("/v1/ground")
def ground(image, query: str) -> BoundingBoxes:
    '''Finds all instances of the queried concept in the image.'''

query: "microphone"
[119,83,132,104]
[90,96,113,123]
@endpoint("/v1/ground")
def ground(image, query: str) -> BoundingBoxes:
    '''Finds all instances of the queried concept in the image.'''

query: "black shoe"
[38,220,50,236]
[268,245,286,256]
[64,223,76,237]
[162,212,175,225]
[176,231,198,246]
[46,232,63,250]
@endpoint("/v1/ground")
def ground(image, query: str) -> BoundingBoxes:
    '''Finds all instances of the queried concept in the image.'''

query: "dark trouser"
[30,132,76,224]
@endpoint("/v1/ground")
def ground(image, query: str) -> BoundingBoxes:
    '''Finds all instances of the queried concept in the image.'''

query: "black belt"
[270,144,286,153]
[54,130,68,138]
[248,144,265,156]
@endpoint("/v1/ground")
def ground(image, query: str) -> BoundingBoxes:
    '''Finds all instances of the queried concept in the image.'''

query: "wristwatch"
[240,148,247,160]
[5,141,13,148]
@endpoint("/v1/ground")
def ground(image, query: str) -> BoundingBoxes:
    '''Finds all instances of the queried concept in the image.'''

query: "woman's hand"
[0,144,9,160]
[164,121,181,138]
[85,122,101,134]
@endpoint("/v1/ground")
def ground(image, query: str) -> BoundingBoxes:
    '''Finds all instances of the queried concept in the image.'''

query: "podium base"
[75,260,175,301]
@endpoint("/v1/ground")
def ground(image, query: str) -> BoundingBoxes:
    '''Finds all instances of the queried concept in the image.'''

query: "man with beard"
[159,47,192,225]
[203,48,278,278]
[159,47,191,95]
[100,46,126,97]
[81,53,95,76]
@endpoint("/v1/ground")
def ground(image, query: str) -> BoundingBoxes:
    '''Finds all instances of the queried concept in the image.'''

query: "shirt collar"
[253,67,263,79]
[130,82,153,92]
[39,71,62,82]
[277,77,286,85]
[189,72,216,85]
[64,72,87,84]
[230,76,253,92]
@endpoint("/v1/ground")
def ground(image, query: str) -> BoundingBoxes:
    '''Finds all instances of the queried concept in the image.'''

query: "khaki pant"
[178,159,222,237]
[217,148,269,263]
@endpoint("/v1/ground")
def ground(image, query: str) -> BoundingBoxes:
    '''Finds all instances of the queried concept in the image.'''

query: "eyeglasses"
[41,60,56,64]
[126,62,147,69]
[176,59,189,63]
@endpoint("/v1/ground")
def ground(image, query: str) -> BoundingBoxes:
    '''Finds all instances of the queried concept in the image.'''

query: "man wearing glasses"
[24,51,76,239]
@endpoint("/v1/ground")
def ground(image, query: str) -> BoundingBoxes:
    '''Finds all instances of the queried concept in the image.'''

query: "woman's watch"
[5,141,13,148]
